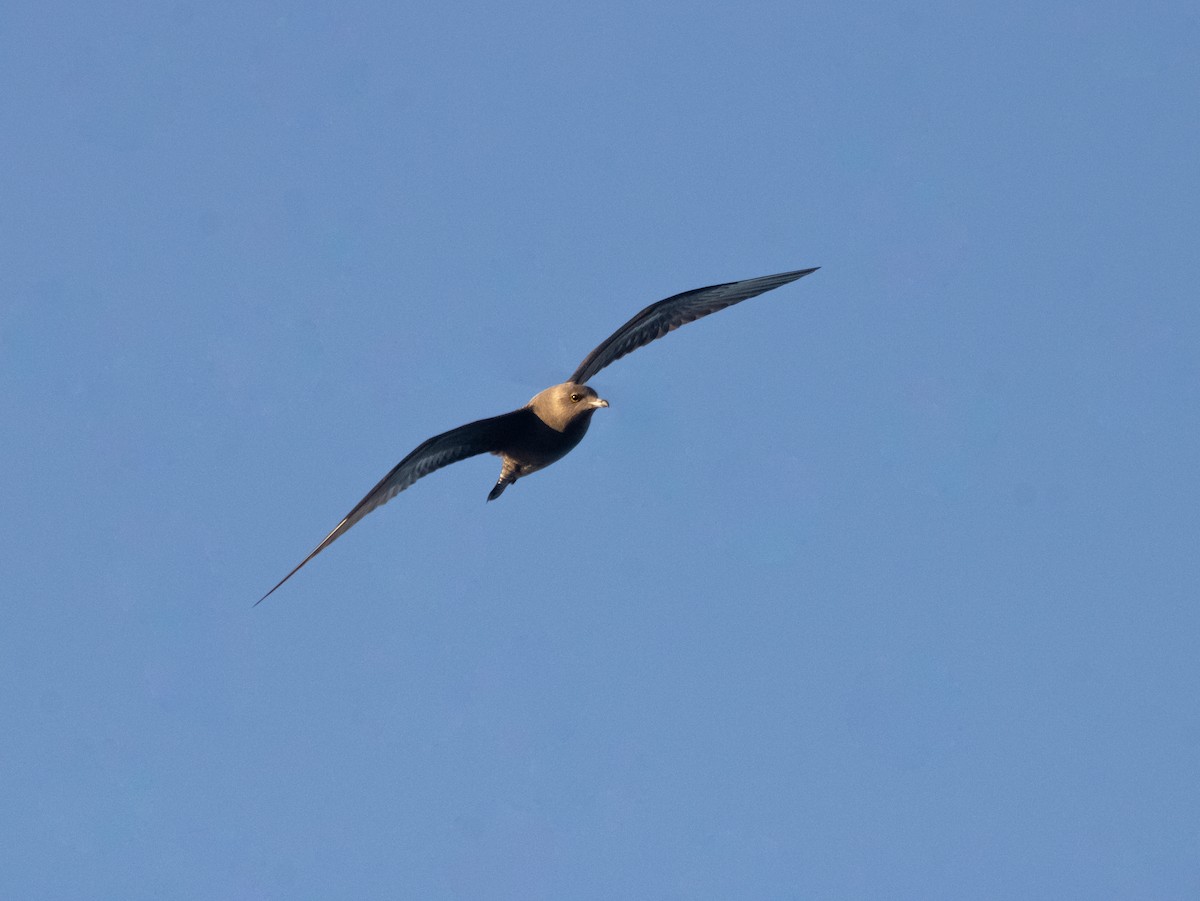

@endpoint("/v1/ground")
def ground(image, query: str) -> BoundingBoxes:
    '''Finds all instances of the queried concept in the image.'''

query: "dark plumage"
[258,267,818,603]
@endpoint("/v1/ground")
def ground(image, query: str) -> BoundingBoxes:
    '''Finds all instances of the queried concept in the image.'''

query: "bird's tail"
[487,476,513,502]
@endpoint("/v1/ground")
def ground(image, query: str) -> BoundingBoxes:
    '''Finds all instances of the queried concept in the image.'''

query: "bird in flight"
[258,267,819,604]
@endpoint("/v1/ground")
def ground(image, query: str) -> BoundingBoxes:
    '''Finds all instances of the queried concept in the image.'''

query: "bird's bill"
[592,397,610,408]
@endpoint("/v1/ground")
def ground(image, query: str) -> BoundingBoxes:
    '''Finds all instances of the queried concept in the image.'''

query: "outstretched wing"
[257,409,527,604]
[568,268,819,385]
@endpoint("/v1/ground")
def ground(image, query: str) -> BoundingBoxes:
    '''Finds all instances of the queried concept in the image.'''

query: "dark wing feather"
[568,268,819,385]
[257,409,526,604]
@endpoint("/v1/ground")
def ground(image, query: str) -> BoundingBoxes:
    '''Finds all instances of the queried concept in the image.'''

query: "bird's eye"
[569,393,581,403]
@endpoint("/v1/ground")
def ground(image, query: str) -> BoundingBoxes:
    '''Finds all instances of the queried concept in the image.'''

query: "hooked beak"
[592,397,609,409]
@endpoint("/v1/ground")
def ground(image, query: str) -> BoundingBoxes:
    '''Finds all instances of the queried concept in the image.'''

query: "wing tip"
[254,578,286,607]
[783,266,820,281]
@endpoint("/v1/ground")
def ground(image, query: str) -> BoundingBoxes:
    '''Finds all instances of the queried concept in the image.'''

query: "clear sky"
[3,1,1198,898]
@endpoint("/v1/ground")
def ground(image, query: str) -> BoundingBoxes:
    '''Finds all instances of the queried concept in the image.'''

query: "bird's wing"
[568,268,819,385]
[257,409,527,604]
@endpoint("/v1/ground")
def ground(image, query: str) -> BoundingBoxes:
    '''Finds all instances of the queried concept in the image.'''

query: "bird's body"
[258,267,818,603]
[486,383,607,501]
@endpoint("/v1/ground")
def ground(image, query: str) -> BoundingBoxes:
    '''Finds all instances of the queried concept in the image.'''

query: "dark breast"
[502,408,596,468]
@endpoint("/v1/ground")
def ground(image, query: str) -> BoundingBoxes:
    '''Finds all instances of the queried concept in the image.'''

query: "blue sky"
[3,1,1198,898]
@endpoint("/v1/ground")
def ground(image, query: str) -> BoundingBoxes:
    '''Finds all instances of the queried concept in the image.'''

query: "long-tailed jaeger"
[258,267,819,603]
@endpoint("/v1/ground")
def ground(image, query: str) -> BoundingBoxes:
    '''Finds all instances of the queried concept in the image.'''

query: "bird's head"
[528,382,609,431]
